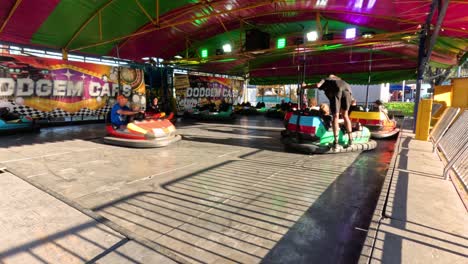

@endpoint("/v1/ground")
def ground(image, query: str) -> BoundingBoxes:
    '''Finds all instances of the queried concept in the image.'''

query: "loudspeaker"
[245,29,270,51]
[322,33,334,40]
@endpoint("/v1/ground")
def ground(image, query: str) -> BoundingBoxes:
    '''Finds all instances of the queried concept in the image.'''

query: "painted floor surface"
[0,116,395,264]
[360,129,468,264]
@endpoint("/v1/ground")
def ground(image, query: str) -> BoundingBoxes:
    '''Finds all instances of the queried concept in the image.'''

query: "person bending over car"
[303,74,353,148]
[111,95,143,129]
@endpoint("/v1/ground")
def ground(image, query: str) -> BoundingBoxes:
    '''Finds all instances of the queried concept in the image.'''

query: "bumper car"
[265,107,285,119]
[235,106,260,115]
[350,111,399,139]
[145,111,175,122]
[0,107,38,133]
[257,107,268,114]
[191,106,235,121]
[104,113,181,148]
[235,102,267,115]
[281,111,377,154]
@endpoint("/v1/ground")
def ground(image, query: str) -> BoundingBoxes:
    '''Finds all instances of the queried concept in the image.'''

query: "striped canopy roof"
[0,0,466,84]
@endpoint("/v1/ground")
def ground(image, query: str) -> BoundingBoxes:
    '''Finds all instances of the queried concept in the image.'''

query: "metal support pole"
[365,47,373,111]
[401,80,406,102]
[115,44,122,95]
[61,48,68,61]
[156,0,159,26]
[301,42,307,108]
[414,0,449,132]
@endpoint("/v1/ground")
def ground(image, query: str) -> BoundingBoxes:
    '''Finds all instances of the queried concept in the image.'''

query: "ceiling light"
[315,0,328,8]
[201,49,208,58]
[223,44,232,53]
[306,31,318,41]
[277,38,286,49]
[345,28,356,39]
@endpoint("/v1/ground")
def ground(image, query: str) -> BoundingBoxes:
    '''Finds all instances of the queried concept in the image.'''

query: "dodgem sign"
[0,77,133,97]
[0,55,146,118]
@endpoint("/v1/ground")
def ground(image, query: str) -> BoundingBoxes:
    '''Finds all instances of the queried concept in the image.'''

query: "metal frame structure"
[63,0,467,54]
[69,0,281,52]
[0,0,22,33]
[413,0,450,131]
[0,41,243,81]
[443,144,468,180]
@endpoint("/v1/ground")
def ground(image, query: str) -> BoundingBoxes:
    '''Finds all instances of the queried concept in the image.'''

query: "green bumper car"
[192,106,235,121]
[281,111,377,154]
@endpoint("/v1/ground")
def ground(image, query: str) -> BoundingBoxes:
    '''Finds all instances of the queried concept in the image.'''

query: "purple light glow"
[367,0,377,9]
[354,0,364,9]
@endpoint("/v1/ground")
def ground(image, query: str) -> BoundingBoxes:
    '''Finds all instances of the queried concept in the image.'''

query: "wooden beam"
[0,0,23,33]
[156,0,159,26]
[315,12,322,39]
[62,48,68,61]
[135,0,156,26]
[249,57,415,72]
[162,0,226,26]
[241,8,428,26]
[203,1,236,48]
[99,11,103,40]
[64,0,115,49]
[166,30,418,65]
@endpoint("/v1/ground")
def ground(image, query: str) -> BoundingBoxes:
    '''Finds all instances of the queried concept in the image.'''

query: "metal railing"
[435,110,468,188]
[452,146,468,186]
[438,110,468,159]
[443,144,468,184]
[429,107,460,151]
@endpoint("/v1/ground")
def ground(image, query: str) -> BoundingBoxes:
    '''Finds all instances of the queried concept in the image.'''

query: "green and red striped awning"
[0,0,466,84]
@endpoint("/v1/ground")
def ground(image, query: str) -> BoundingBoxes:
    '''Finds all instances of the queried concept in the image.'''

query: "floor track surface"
[0,116,395,264]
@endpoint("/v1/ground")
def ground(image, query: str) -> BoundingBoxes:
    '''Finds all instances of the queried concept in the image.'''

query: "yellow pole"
[62,49,68,61]
[135,0,156,25]
[99,11,102,40]
[415,99,433,141]
[156,0,159,26]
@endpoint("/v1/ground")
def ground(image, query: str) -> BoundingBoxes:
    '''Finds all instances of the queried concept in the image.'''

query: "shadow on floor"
[0,218,144,263]
[0,123,106,148]
[0,116,397,263]
[87,146,393,264]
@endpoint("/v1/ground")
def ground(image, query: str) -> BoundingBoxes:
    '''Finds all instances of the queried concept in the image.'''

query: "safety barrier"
[452,147,468,186]
[429,107,460,150]
[443,144,468,184]
[436,110,468,189]
[438,110,468,159]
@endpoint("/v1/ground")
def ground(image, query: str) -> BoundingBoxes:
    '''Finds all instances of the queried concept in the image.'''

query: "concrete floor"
[0,116,395,264]
[360,127,468,264]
